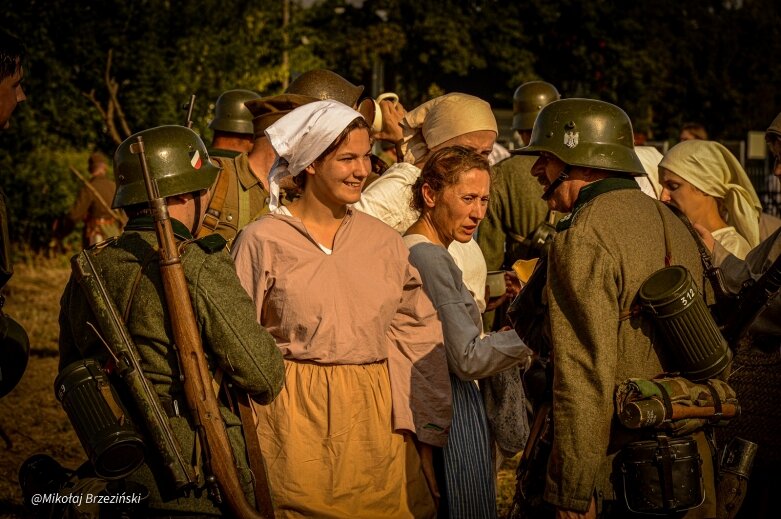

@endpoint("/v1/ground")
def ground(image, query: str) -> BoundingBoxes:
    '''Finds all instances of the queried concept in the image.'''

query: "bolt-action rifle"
[129,135,272,518]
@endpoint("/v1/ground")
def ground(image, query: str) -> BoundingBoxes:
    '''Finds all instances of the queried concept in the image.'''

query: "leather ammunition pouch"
[621,433,704,515]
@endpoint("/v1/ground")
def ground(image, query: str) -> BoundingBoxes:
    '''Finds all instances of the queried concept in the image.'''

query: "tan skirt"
[252,360,436,519]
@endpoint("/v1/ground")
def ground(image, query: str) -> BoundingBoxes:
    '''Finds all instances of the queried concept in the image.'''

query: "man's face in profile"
[0,61,26,130]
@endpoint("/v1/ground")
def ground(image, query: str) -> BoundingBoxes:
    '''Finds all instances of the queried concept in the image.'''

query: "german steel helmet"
[766,112,781,139]
[512,81,560,131]
[0,314,29,398]
[286,69,364,108]
[515,98,646,176]
[112,125,220,208]
[208,89,260,135]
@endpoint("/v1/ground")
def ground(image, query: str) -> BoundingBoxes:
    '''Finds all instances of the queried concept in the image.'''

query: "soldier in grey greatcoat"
[58,125,285,516]
[514,99,716,518]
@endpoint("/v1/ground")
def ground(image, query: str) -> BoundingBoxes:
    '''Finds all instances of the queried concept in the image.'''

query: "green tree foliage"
[2,0,781,251]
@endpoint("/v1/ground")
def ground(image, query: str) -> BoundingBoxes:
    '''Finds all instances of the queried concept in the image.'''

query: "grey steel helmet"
[113,125,220,208]
[0,314,29,398]
[512,81,560,131]
[514,98,645,176]
[766,112,781,139]
[286,69,364,108]
[208,89,260,135]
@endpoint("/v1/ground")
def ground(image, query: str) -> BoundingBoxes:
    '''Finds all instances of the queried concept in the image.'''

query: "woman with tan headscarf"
[659,140,761,259]
[354,92,498,312]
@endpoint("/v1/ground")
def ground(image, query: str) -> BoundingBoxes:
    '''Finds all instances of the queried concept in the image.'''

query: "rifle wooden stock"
[130,136,270,519]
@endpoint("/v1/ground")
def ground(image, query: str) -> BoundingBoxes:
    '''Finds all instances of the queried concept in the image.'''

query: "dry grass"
[0,256,84,519]
[0,254,520,518]
[497,454,519,516]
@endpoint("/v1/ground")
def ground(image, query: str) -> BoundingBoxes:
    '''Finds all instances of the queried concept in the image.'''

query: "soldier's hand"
[375,99,405,144]
[556,498,597,519]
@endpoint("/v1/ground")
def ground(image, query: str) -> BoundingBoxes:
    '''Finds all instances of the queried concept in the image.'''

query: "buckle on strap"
[201,212,220,232]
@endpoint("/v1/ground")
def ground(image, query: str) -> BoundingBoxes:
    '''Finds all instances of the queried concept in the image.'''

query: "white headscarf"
[399,93,497,164]
[265,100,363,210]
[659,140,762,247]
[634,146,664,198]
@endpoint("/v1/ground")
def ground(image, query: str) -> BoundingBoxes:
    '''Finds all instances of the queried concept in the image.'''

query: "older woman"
[404,146,532,519]
[355,92,498,313]
[659,140,762,259]
[232,100,450,518]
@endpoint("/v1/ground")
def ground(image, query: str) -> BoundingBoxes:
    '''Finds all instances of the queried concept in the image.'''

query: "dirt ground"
[0,255,519,518]
[0,258,84,518]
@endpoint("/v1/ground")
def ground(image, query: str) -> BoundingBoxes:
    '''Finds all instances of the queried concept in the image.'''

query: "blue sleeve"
[408,242,531,380]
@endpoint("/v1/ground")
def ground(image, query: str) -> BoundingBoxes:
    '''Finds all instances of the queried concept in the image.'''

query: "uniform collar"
[209,148,241,159]
[125,216,194,241]
[556,177,639,231]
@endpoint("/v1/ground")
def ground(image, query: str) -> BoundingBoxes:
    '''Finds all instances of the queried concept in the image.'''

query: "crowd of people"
[2,27,781,519]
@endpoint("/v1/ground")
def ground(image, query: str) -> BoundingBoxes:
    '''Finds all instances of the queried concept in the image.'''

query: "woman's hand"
[375,99,406,144]
[484,292,509,312]
[416,442,440,509]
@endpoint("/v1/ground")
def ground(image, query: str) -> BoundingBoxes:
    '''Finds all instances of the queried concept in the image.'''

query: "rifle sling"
[198,167,232,238]
[238,178,252,230]
[667,204,728,298]
[653,201,673,267]
[236,391,276,518]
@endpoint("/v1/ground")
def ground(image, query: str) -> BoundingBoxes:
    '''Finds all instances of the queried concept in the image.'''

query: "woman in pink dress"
[232,100,450,518]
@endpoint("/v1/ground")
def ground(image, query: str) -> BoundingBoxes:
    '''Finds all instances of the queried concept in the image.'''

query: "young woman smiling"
[232,100,450,518]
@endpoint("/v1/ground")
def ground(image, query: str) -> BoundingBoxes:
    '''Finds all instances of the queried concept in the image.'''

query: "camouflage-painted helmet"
[512,81,560,131]
[208,89,260,135]
[286,69,364,108]
[0,314,29,398]
[113,125,220,208]
[514,98,645,176]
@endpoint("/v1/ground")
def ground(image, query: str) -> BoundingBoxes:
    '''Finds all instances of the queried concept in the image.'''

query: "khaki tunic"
[205,149,269,246]
[476,155,550,270]
[544,178,716,515]
[66,175,122,247]
[58,217,285,515]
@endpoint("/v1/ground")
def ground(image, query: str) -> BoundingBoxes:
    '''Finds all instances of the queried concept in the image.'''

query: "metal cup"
[358,92,400,133]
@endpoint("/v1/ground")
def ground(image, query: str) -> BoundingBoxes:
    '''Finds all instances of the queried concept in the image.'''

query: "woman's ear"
[304,163,316,176]
[421,183,438,209]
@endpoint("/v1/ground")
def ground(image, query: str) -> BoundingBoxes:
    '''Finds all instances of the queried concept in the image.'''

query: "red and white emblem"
[190,150,202,169]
